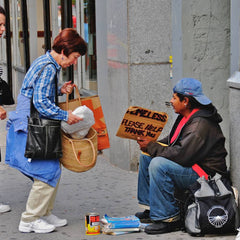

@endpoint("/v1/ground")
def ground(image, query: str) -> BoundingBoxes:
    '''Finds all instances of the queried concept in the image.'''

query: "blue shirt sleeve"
[33,65,68,121]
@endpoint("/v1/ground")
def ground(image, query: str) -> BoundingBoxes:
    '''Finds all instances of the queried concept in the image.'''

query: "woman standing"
[5,28,87,233]
[0,5,11,214]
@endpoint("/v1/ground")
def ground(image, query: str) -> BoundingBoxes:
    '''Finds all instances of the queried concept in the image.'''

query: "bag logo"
[207,205,228,228]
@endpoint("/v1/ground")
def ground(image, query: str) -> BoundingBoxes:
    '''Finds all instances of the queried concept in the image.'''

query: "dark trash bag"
[184,173,239,236]
[0,78,14,105]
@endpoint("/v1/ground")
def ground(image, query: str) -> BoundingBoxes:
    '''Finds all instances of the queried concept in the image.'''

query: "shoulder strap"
[30,63,58,118]
[192,164,208,180]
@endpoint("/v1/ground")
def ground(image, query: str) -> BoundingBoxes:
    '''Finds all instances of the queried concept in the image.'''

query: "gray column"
[227,72,240,191]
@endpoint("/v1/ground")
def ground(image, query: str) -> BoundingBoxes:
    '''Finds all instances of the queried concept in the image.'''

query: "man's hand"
[0,106,6,120]
[137,137,151,152]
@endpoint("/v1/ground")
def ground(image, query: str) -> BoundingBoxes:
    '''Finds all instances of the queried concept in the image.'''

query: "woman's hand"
[67,110,83,125]
[137,137,151,152]
[61,81,76,94]
[0,106,6,120]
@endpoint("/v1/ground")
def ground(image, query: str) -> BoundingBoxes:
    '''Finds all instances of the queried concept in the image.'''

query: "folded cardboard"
[116,106,168,141]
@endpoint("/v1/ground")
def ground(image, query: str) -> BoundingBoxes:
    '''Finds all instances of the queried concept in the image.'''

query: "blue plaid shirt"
[20,51,68,121]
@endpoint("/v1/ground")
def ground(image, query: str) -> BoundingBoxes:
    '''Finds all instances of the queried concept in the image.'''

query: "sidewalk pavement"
[0,154,237,240]
[0,105,237,240]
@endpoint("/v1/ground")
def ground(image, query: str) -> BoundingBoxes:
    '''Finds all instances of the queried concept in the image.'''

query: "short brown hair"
[0,6,6,16]
[52,28,87,56]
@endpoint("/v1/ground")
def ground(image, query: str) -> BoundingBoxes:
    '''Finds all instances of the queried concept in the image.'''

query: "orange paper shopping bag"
[81,95,110,150]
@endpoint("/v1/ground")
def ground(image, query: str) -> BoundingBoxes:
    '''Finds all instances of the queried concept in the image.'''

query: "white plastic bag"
[61,105,95,139]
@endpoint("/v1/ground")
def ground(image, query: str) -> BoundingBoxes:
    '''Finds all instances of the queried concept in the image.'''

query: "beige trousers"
[21,178,60,223]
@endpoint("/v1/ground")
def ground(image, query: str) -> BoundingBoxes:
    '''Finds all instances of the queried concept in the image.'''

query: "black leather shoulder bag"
[24,63,63,160]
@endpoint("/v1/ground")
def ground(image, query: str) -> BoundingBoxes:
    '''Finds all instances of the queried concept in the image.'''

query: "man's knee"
[149,157,170,175]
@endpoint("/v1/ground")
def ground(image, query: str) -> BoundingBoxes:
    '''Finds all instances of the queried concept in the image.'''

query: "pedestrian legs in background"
[236,228,240,240]
[0,203,11,213]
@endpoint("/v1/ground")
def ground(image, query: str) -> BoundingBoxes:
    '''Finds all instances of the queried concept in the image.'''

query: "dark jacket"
[0,78,14,105]
[145,106,228,176]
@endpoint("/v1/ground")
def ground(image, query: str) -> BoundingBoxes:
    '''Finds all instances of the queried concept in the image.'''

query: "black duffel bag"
[185,173,239,236]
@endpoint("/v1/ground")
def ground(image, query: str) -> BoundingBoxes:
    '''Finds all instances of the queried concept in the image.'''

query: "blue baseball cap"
[173,78,212,105]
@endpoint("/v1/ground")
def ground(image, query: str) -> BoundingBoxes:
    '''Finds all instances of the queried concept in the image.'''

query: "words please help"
[116,106,168,141]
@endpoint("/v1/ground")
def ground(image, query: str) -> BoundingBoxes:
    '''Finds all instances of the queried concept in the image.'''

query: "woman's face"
[0,13,5,38]
[61,52,80,68]
[170,93,186,115]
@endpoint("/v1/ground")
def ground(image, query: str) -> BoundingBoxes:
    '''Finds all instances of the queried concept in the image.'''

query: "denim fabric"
[5,94,61,187]
[137,153,199,221]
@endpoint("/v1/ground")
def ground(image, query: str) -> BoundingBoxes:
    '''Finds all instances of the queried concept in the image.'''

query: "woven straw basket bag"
[61,128,98,172]
[59,87,98,172]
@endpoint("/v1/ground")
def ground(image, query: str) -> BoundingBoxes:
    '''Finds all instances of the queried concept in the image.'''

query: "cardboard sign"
[116,106,168,141]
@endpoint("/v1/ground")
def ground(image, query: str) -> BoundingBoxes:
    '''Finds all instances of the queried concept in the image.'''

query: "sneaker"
[0,203,11,213]
[236,228,240,240]
[41,214,67,227]
[18,219,55,233]
[135,210,152,223]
